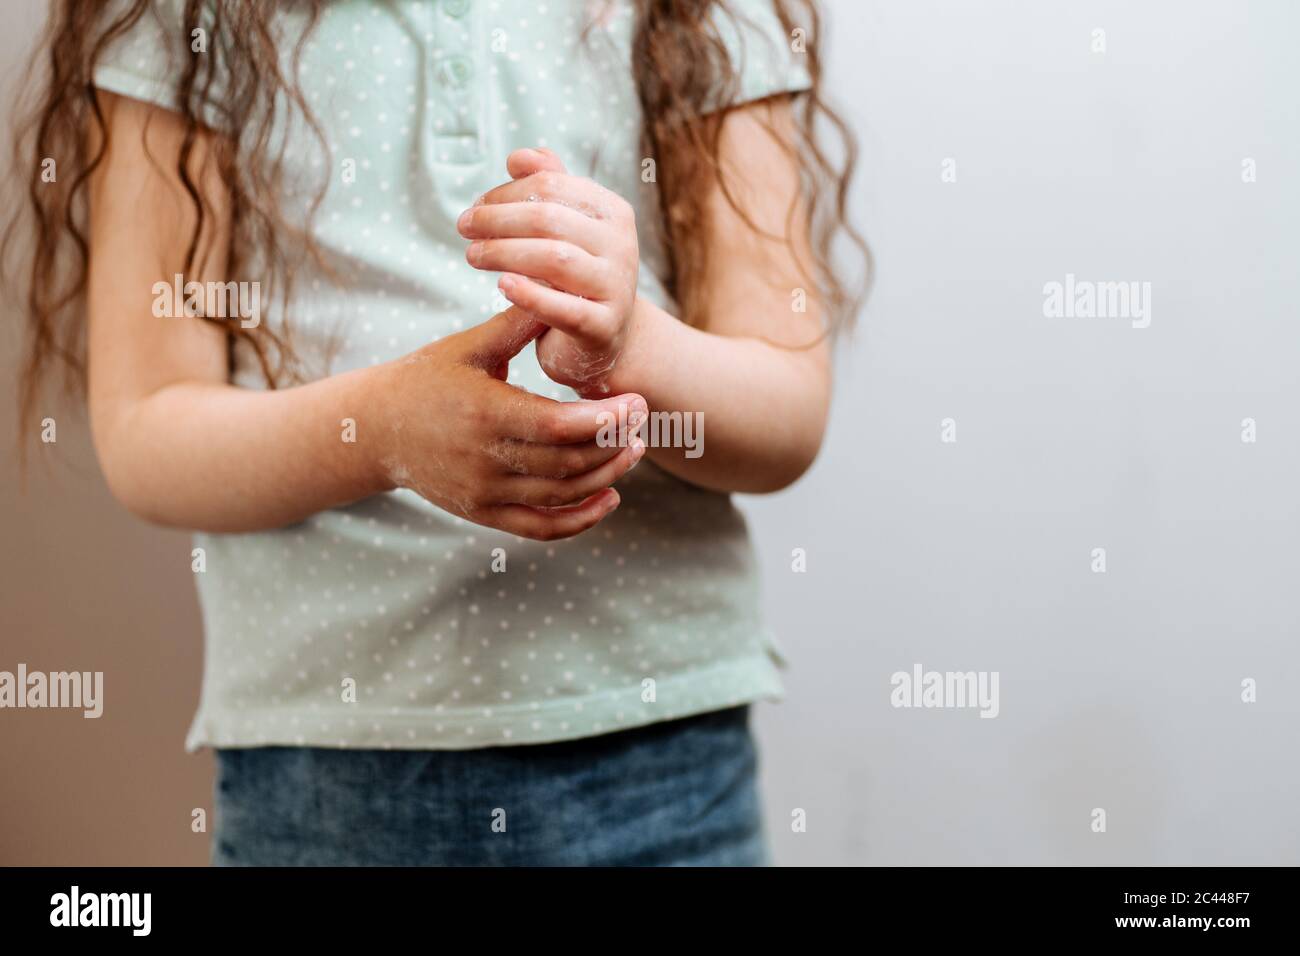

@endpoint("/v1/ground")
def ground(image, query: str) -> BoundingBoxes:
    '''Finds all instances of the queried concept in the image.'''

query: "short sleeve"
[92,1,188,113]
[707,0,813,112]
[93,0,232,132]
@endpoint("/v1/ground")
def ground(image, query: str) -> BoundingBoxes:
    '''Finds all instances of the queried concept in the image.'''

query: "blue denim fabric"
[213,706,768,866]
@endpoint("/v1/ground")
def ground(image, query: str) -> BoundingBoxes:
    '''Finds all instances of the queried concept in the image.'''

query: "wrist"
[591,296,671,399]
[346,361,402,496]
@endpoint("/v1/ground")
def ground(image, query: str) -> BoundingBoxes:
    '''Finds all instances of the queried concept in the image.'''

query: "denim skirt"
[213,706,768,866]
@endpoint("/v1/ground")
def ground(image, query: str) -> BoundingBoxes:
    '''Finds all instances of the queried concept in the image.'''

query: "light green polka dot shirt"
[94,0,811,750]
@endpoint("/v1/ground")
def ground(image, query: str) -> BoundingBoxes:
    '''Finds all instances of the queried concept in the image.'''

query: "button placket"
[428,0,481,166]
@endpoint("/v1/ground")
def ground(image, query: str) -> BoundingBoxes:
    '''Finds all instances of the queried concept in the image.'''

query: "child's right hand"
[368,307,646,541]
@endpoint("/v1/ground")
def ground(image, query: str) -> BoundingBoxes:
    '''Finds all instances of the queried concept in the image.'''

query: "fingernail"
[630,439,646,462]
[628,399,648,427]
[457,208,473,232]
[466,241,483,265]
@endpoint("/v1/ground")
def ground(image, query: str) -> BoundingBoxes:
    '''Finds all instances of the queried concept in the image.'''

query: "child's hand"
[371,307,646,541]
[457,148,640,397]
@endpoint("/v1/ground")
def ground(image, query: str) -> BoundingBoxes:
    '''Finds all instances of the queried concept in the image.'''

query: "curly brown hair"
[4,0,869,445]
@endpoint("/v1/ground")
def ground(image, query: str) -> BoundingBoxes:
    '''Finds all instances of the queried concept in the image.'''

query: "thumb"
[457,305,546,370]
[507,146,567,180]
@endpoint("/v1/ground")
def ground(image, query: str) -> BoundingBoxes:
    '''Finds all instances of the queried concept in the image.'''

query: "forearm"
[92,366,394,533]
[604,297,831,493]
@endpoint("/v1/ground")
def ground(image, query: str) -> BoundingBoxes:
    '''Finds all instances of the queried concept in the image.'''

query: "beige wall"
[0,1,210,866]
[0,421,212,865]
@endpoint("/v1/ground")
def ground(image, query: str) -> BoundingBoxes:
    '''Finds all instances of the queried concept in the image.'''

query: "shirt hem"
[184,655,784,752]
[92,64,181,113]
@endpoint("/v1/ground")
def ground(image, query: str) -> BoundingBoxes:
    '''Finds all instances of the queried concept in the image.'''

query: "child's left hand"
[458,148,640,396]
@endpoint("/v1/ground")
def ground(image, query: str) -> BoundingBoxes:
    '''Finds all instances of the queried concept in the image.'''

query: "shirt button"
[437,55,473,89]
[442,0,470,17]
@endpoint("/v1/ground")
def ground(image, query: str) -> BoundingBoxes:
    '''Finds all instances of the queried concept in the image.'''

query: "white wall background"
[748,0,1300,864]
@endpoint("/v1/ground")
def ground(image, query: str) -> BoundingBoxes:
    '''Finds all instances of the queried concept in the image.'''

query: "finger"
[498,273,606,343]
[486,437,626,478]
[453,306,547,369]
[488,488,621,542]
[467,238,610,299]
[500,391,647,445]
[506,146,567,180]
[474,170,623,220]
[458,201,606,254]
[504,439,644,507]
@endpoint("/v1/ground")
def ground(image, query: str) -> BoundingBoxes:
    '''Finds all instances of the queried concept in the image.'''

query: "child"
[9,0,864,865]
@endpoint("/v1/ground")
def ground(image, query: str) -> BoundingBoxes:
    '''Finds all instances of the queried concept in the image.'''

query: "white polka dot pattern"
[91,0,810,749]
